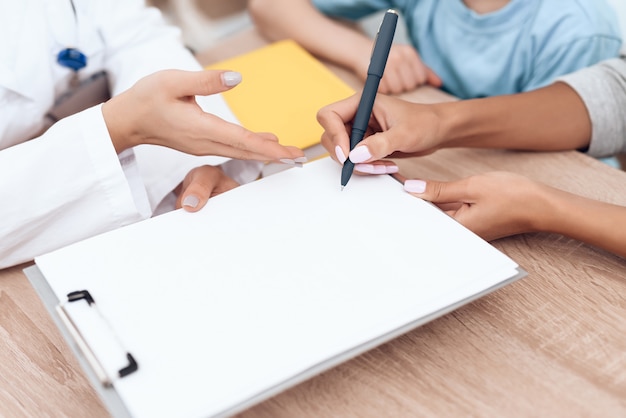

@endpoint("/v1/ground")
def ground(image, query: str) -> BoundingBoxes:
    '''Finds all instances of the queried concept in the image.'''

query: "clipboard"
[25,157,526,418]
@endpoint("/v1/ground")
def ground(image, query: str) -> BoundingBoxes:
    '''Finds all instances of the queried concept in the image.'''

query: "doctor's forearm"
[434,82,592,152]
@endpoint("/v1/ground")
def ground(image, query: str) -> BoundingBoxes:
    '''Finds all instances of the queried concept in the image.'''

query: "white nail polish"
[182,195,200,208]
[222,71,242,87]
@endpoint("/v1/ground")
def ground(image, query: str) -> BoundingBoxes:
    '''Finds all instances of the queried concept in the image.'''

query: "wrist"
[102,93,139,153]
[526,183,559,233]
[431,100,471,149]
[531,185,579,235]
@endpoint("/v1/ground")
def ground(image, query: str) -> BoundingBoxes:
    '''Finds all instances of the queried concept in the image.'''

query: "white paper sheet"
[35,157,522,418]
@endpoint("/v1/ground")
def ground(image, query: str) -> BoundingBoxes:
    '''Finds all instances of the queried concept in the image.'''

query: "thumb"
[403,178,471,204]
[176,166,232,212]
[172,69,243,98]
[178,176,212,213]
[353,130,398,162]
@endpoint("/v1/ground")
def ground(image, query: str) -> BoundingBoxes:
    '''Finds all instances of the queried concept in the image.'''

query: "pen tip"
[340,186,344,191]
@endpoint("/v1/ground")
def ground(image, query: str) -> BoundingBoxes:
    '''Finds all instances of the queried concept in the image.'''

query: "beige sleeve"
[556,58,626,158]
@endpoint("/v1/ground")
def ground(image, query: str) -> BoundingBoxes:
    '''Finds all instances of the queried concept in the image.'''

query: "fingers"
[319,94,399,164]
[425,67,443,87]
[318,87,441,168]
[378,46,442,94]
[177,112,306,163]
[349,130,396,162]
[403,178,481,236]
[393,174,464,211]
[379,45,420,94]
[166,69,244,98]
[108,69,307,163]
[317,94,361,162]
[403,178,473,205]
[177,165,240,212]
[354,160,399,175]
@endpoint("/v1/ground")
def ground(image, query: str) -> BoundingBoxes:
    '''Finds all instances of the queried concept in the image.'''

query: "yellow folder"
[206,40,355,151]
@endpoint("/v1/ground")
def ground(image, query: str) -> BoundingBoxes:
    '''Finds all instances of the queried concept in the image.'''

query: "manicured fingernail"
[355,164,375,174]
[335,145,346,163]
[404,180,426,193]
[295,156,308,163]
[280,158,296,165]
[356,164,381,174]
[349,146,372,163]
[182,195,200,208]
[356,164,400,174]
[222,71,242,87]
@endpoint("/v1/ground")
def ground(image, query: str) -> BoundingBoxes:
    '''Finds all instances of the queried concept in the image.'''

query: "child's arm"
[248,0,441,94]
[249,0,374,79]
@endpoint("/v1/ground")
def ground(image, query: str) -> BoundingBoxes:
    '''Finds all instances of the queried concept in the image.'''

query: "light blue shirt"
[312,0,623,99]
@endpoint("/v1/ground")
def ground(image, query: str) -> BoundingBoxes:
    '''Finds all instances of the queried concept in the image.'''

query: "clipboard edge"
[214,266,528,418]
[24,264,132,418]
[24,262,526,418]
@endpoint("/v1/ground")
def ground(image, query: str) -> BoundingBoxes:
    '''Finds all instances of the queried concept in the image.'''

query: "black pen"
[340,9,398,190]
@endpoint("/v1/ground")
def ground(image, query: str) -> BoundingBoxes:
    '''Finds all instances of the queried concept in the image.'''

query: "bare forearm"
[435,82,592,151]
[537,187,626,259]
[249,0,372,73]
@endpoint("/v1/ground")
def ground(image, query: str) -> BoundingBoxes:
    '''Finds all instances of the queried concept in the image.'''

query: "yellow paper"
[206,40,355,150]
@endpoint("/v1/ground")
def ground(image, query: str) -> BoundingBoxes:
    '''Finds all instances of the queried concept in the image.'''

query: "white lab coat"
[0,0,257,268]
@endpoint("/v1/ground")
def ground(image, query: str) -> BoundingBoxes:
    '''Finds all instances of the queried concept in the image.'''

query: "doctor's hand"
[102,69,305,164]
[317,94,442,175]
[175,165,239,212]
[401,172,551,241]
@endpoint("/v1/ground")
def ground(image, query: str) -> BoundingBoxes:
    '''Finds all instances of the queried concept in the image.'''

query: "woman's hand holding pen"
[102,69,305,164]
[317,93,443,174]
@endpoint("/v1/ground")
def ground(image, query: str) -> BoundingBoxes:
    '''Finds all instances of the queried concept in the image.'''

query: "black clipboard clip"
[56,290,138,387]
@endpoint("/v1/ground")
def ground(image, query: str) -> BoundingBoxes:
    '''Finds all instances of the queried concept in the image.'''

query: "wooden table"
[2,28,626,417]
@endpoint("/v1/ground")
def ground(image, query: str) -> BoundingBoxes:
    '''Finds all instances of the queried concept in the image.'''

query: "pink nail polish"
[373,165,387,174]
[349,146,372,163]
[355,164,375,174]
[404,180,426,193]
[335,145,346,163]
[356,164,399,174]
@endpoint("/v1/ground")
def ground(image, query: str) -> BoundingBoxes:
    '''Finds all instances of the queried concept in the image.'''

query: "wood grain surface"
[2,27,625,418]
